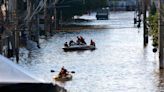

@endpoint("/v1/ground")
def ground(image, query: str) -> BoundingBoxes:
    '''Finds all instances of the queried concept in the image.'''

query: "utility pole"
[60,9,63,29]
[44,0,48,39]
[54,4,57,30]
[13,0,19,63]
[143,0,149,46]
[27,0,32,40]
[36,13,40,48]
[54,0,60,30]
[159,0,164,68]
[34,1,40,48]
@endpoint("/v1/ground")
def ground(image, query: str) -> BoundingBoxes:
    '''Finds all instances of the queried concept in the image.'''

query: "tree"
[147,1,158,47]
[148,12,158,47]
[59,0,108,20]
[61,0,85,20]
[149,1,156,15]
[85,0,108,11]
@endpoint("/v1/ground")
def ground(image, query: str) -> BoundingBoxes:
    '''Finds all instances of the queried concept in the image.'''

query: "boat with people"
[0,55,66,92]
[53,66,73,82]
[53,74,72,81]
[63,44,96,51]
[63,36,96,51]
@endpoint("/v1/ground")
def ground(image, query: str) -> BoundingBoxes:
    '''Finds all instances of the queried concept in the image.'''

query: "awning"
[0,55,45,83]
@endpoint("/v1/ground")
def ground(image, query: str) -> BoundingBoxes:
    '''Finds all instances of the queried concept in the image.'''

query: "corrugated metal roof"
[0,55,45,83]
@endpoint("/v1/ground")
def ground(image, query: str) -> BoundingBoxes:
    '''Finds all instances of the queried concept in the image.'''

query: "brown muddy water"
[18,12,160,92]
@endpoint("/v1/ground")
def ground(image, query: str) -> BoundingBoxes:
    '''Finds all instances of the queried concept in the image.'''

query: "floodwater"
[18,12,160,92]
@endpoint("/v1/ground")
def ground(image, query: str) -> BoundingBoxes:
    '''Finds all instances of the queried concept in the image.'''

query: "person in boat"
[64,42,68,47]
[59,66,69,78]
[80,36,86,44]
[90,39,95,46]
[69,40,76,46]
[76,36,81,45]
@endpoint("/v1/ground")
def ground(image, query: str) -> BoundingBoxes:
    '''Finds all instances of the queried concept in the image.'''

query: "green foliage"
[149,1,156,15]
[147,1,158,47]
[85,0,108,11]
[148,12,158,47]
[60,0,108,20]
[62,0,85,20]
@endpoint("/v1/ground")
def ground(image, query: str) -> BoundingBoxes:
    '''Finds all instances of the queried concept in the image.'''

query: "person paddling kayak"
[58,66,69,78]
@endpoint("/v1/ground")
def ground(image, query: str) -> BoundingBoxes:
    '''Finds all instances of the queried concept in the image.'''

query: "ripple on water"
[18,12,159,92]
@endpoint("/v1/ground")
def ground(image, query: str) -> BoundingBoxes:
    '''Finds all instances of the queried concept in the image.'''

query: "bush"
[147,12,158,47]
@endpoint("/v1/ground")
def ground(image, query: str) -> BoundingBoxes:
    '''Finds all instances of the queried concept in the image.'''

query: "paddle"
[51,70,55,72]
[50,70,75,73]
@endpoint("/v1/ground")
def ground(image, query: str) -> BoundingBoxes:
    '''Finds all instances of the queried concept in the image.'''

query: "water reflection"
[18,12,160,92]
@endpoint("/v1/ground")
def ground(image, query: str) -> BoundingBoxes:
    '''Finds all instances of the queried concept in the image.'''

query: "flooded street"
[18,12,160,92]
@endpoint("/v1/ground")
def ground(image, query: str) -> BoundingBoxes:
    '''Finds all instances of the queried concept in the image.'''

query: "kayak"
[63,45,96,51]
[53,74,72,81]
